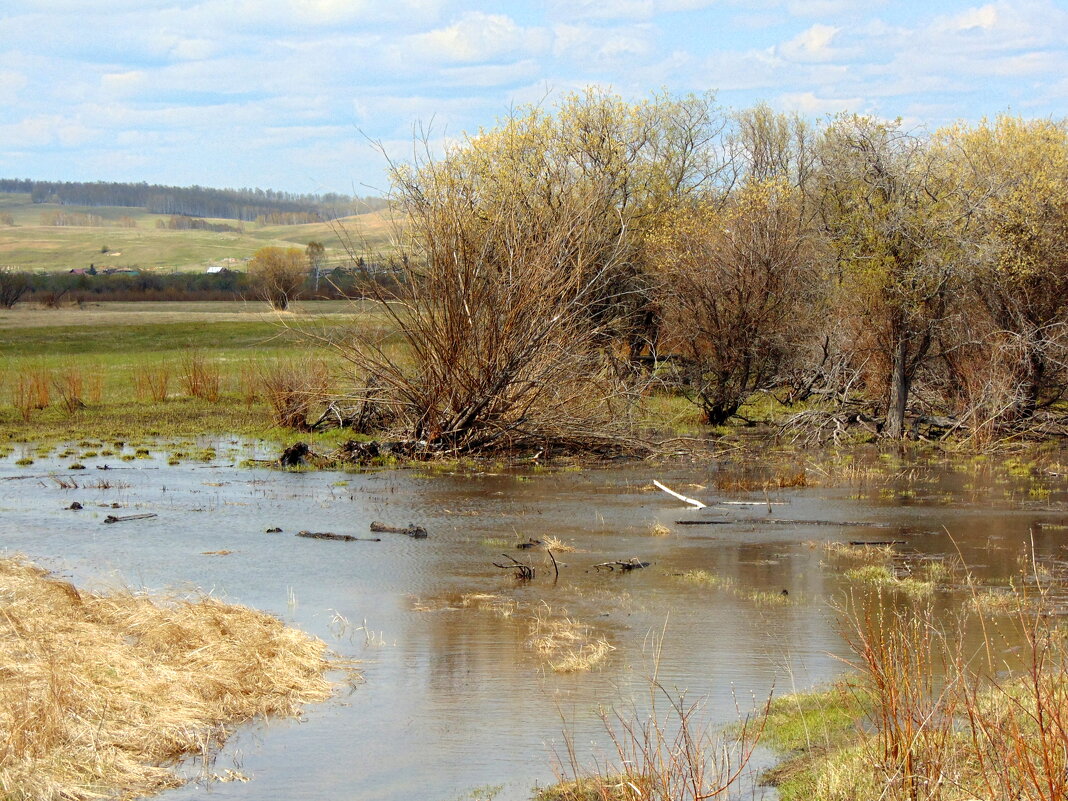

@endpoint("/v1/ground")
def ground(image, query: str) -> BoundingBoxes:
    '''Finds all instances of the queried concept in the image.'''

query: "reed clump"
[0,556,332,800]
[541,635,767,801]
[762,576,1068,801]
[52,365,86,414]
[180,352,221,402]
[134,364,172,402]
[527,603,614,674]
[257,357,332,430]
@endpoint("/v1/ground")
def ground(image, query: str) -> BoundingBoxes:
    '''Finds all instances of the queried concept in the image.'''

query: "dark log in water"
[370,521,428,539]
[103,513,157,524]
[679,516,894,528]
[297,531,381,542]
[593,558,651,572]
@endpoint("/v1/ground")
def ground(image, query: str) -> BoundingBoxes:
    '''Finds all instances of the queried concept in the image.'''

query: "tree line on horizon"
[0,178,388,223]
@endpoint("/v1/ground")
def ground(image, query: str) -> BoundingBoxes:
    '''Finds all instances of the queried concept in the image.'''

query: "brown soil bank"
[0,556,332,800]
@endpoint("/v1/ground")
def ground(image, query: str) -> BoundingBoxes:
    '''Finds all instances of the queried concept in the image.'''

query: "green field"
[0,193,397,273]
[0,301,396,447]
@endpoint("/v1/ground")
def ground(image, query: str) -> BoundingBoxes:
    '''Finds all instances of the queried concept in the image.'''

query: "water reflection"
[0,443,1064,800]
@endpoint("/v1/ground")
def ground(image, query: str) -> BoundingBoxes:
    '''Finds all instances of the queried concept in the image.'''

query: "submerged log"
[594,558,651,572]
[103,513,157,524]
[369,521,428,539]
[679,515,894,529]
[296,531,381,542]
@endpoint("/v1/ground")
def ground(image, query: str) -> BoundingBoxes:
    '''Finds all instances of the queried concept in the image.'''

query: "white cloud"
[100,71,149,97]
[553,23,656,64]
[944,4,999,32]
[401,12,548,64]
[0,114,98,148]
[778,23,841,62]
[435,60,543,88]
[785,0,887,16]
[776,90,863,116]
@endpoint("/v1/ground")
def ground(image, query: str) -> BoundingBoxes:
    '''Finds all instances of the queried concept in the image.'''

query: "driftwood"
[370,521,428,539]
[493,554,534,580]
[103,513,157,524]
[297,530,381,542]
[653,480,707,508]
[738,516,894,528]
[675,519,730,525]
[68,502,83,511]
[594,558,650,572]
[516,538,542,550]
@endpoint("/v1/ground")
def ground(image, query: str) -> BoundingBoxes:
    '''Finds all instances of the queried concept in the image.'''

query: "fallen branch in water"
[653,480,707,508]
[593,558,651,572]
[369,521,428,539]
[103,513,157,524]
[297,531,381,542]
[493,554,534,580]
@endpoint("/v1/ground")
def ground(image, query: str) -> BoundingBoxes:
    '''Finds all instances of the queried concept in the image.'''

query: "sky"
[1,0,1066,197]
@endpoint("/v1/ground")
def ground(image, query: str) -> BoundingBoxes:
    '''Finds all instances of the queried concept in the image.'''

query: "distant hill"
[0,179,388,223]
[0,191,397,273]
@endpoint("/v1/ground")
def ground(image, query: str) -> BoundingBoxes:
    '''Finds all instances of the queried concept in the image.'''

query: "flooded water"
[1,441,1066,800]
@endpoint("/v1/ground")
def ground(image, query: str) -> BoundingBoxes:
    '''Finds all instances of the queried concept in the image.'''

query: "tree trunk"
[886,335,910,439]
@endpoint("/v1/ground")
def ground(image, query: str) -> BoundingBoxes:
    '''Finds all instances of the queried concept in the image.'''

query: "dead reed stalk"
[546,634,766,801]
[180,353,221,402]
[52,365,85,413]
[257,358,332,430]
[134,364,172,402]
[841,596,960,801]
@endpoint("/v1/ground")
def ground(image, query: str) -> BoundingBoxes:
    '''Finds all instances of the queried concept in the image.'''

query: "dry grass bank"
[0,556,332,800]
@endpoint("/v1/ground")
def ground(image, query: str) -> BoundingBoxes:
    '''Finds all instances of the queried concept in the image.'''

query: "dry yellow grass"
[528,602,614,673]
[0,556,332,800]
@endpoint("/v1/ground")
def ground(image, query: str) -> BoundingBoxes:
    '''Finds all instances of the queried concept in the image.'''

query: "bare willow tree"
[651,179,818,424]
[341,182,637,453]
[334,90,731,454]
[815,116,969,439]
[940,116,1068,428]
[0,270,30,308]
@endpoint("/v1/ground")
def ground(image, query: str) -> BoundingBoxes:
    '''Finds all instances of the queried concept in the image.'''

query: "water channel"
[2,441,1066,800]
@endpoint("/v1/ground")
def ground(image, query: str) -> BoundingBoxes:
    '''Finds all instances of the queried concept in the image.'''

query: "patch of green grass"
[754,683,870,801]
[843,564,935,598]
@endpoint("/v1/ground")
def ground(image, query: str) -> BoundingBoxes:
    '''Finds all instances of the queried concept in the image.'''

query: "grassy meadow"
[0,300,399,447]
[0,192,396,272]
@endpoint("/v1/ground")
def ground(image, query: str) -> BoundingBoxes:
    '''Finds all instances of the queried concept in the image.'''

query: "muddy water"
[1,443,1066,800]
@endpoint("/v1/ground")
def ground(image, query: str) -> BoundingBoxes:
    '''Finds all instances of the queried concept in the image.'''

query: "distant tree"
[0,271,30,308]
[248,246,306,310]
